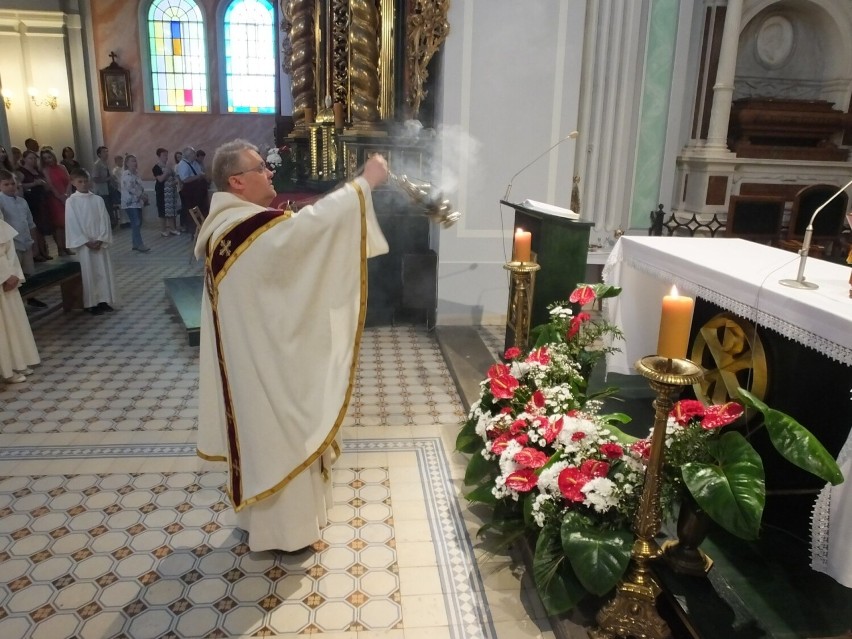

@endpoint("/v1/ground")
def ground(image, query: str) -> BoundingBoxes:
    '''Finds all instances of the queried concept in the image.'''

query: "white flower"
[549,305,573,320]
[266,150,282,167]
[582,477,618,513]
[537,461,570,495]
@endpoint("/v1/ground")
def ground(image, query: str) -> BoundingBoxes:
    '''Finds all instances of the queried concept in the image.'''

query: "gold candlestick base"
[591,355,703,639]
[504,261,541,353]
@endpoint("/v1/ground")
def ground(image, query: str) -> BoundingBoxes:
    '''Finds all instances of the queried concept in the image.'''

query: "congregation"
[0,138,212,388]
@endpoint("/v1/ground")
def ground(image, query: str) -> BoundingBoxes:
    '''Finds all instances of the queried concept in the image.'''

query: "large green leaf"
[533,323,564,348]
[682,431,765,540]
[560,512,632,596]
[464,452,497,486]
[600,421,639,446]
[533,526,587,615]
[738,388,844,486]
[456,418,484,454]
[464,482,497,505]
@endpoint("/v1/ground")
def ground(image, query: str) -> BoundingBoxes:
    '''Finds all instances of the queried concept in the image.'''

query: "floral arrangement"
[656,390,843,540]
[456,283,844,615]
[265,145,297,192]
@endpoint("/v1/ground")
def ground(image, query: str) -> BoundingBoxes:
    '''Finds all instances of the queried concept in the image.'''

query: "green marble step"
[164,276,202,346]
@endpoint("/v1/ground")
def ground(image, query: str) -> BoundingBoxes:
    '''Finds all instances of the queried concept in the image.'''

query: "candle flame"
[670,285,679,297]
[516,228,524,234]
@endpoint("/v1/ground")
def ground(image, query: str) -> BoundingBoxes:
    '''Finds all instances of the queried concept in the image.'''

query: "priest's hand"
[362,155,388,190]
[2,275,20,292]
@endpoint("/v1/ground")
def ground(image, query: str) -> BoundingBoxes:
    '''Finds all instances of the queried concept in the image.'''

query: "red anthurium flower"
[505,468,539,492]
[526,346,551,366]
[490,374,519,400]
[569,286,596,305]
[600,443,624,459]
[541,416,563,444]
[509,419,527,435]
[671,399,706,426]
[630,439,651,460]
[504,346,521,360]
[567,312,591,339]
[514,447,549,469]
[571,431,586,442]
[491,432,514,454]
[514,433,529,447]
[580,459,610,478]
[532,390,546,409]
[701,402,744,429]
[487,363,510,379]
[558,467,590,502]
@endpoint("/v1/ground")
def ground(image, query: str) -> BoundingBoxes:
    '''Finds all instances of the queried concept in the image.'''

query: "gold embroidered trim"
[196,449,227,462]
[232,181,369,512]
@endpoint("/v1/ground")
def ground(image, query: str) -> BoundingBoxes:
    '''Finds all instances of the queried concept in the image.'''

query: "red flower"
[541,416,563,444]
[571,431,586,442]
[526,346,551,366]
[500,406,513,414]
[630,439,651,460]
[504,346,521,360]
[487,363,510,379]
[701,402,744,429]
[670,399,706,426]
[514,447,549,469]
[491,432,514,454]
[558,467,590,502]
[509,419,527,435]
[567,312,591,339]
[490,374,519,400]
[600,443,624,459]
[505,468,539,492]
[580,459,610,477]
[569,286,596,305]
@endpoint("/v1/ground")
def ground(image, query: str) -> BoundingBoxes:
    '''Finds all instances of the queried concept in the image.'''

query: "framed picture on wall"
[100,63,132,112]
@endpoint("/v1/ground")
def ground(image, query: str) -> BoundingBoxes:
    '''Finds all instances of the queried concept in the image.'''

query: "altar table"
[602,235,852,588]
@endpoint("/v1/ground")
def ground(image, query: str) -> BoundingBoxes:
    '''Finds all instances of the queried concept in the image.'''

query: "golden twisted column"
[283,0,316,125]
[349,0,381,125]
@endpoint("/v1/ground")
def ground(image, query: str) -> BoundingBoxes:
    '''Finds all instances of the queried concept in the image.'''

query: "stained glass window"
[223,0,276,114]
[147,0,208,112]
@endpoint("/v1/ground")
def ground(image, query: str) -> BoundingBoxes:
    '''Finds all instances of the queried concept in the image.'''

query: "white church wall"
[434,1,585,326]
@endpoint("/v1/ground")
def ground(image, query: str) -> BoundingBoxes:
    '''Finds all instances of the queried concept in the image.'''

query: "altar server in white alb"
[64,168,117,316]
[0,212,40,384]
[194,139,389,552]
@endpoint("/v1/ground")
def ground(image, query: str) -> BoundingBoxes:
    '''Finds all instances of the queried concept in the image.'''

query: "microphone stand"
[779,176,852,290]
[503,130,579,202]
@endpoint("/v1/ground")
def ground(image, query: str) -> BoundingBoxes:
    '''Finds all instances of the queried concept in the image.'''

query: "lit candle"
[656,285,694,360]
[513,228,532,263]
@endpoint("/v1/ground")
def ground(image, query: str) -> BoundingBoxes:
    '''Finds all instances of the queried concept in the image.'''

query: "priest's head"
[213,139,275,207]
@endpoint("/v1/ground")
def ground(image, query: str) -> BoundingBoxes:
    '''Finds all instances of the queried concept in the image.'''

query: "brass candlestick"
[503,261,541,353]
[590,355,703,639]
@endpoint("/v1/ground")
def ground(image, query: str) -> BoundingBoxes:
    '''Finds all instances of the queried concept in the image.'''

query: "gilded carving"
[283,0,317,123]
[406,0,450,117]
[349,0,381,123]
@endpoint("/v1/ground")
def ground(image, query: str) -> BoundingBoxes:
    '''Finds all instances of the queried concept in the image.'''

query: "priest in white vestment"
[194,139,389,552]
[0,215,40,382]
[64,170,118,312]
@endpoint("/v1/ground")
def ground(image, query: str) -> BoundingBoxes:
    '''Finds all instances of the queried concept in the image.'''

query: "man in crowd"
[176,147,209,224]
[90,146,116,227]
[194,139,388,552]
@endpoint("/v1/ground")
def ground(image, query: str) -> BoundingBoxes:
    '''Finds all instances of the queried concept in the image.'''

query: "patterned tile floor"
[0,220,589,638]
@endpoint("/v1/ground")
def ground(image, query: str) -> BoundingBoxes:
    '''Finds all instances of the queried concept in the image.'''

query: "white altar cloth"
[602,235,852,587]
[602,236,852,374]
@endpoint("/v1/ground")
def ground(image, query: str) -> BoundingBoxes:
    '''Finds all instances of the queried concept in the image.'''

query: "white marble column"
[704,0,744,149]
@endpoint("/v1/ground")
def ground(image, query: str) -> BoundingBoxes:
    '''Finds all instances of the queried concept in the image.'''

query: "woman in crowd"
[40,148,73,255]
[152,148,180,237]
[60,146,81,173]
[17,150,52,260]
[120,154,150,253]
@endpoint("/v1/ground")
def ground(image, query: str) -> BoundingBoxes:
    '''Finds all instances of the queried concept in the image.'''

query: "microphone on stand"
[779,176,852,290]
[503,130,579,202]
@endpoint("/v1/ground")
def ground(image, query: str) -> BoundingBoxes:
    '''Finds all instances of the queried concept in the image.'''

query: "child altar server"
[65,168,117,315]
[0,211,40,384]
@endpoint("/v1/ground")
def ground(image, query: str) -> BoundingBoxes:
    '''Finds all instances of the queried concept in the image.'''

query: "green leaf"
[533,324,563,348]
[533,525,586,615]
[464,483,497,505]
[737,388,844,486]
[600,421,639,446]
[522,493,535,527]
[464,452,497,486]
[682,431,765,540]
[560,511,632,595]
[590,283,622,300]
[456,418,484,454]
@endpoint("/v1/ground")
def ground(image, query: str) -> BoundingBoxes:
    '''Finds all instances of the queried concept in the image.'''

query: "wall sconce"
[28,87,58,110]
[2,90,11,109]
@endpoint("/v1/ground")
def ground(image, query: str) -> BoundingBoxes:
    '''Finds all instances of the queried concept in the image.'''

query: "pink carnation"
[504,346,521,360]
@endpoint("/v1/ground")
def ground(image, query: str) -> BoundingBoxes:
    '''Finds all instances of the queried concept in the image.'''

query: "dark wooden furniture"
[20,260,83,312]
[787,184,849,248]
[724,195,785,244]
[499,201,593,350]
